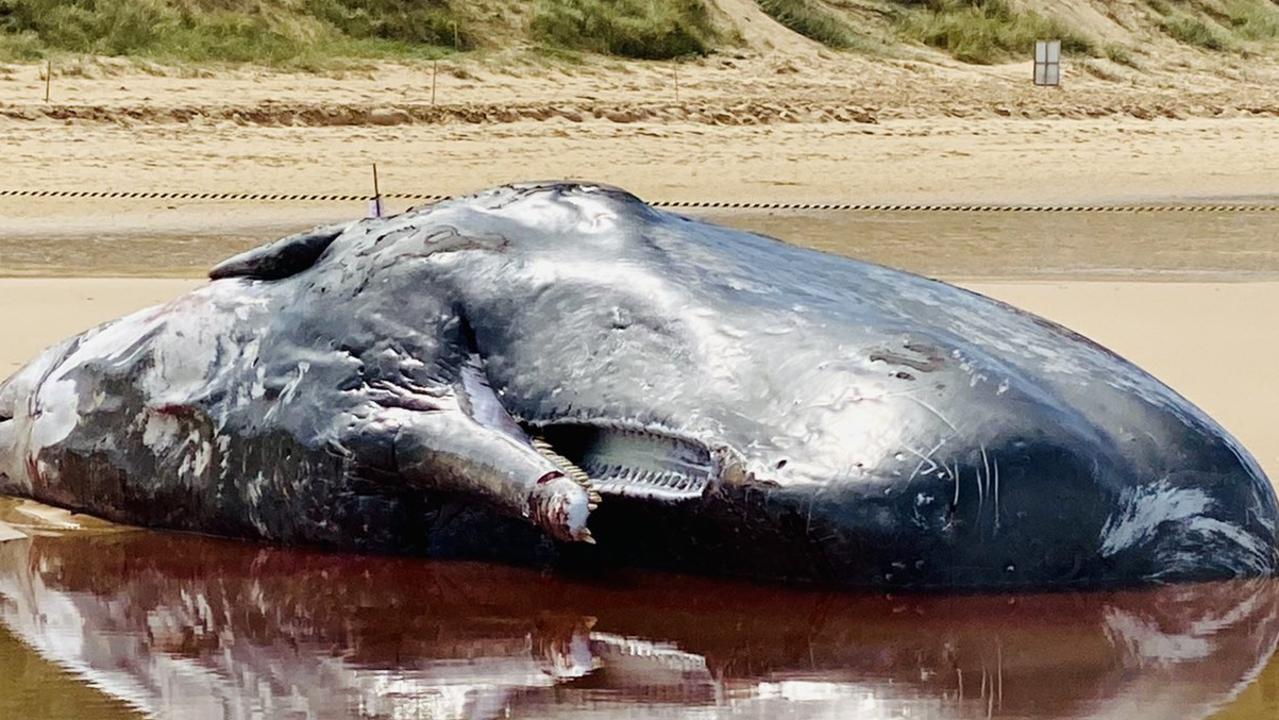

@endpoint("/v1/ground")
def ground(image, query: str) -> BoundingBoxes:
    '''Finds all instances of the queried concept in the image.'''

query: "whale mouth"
[524,421,715,502]
[456,316,714,503]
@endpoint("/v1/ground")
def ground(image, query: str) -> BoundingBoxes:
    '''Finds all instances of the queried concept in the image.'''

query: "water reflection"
[0,531,1275,719]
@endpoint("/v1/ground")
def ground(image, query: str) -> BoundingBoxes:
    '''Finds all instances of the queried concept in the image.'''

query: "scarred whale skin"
[0,182,1275,589]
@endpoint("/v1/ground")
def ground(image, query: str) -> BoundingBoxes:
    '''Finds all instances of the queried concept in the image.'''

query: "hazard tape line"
[1,189,1275,213]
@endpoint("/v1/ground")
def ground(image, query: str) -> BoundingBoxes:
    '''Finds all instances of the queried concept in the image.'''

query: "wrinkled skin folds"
[0,182,1275,589]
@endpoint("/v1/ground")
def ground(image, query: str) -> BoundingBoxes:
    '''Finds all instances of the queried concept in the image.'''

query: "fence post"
[369,163,384,218]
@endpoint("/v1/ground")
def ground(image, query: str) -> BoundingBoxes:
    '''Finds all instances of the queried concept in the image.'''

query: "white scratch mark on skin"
[951,459,961,508]
[806,489,824,537]
[975,465,984,518]
[1100,479,1272,576]
[906,438,946,480]
[279,362,312,405]
[192,440,212,479]
[1184,517,1273,570]
[1101,480,1212,556]
[980,444,991,531]
[903,395,958,434]
[215,435,231,482]
[992,457,1001,534]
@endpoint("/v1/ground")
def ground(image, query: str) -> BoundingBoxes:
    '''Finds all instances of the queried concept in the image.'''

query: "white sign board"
[1034,40,1061,86]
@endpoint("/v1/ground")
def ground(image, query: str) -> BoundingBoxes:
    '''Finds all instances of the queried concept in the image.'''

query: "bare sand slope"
[2,278,1274,481]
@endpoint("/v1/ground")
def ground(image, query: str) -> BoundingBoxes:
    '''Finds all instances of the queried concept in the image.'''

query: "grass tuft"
[1159,14,1234,50]
[894,0,1095,65]
[1222,0,1279,41]
[1103,42,1138,67]
[757,0,864,49]
[529,0,718,60]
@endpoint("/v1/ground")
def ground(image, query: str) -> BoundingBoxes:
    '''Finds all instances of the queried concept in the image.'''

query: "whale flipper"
[209,223,349,281]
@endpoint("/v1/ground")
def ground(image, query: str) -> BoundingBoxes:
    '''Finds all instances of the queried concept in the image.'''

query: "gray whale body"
[1,182,1275,589]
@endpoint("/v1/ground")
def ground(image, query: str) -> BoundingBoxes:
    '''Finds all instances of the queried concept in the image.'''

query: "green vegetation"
[1104,42,1138,67]
[2,0,1277,69]
[893,0,1095,64]
[1145,0,1279,49]
[0,0,468,65]
[757,0,863,49]
[1221,0,1279,41]
[529,0,718,59]
[1159,14,1234,50]
[0,0,722,64]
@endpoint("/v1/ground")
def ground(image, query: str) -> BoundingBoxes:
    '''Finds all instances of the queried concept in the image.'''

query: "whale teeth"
[529,427,711,503]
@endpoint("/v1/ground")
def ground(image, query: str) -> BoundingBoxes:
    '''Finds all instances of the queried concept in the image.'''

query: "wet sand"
[3,276,1275,481]
[5,206,1279,281]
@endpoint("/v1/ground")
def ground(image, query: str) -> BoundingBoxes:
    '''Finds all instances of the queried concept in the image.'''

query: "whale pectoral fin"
[347,410,598,544]
[209,223,350,281]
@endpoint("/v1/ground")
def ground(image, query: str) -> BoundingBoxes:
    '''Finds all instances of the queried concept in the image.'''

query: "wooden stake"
[673,63,680,103]
[452,22,459,49]
[372,162,381,199]
[44,60,51,103]
[371,163,382,217]
[432,60,438,106]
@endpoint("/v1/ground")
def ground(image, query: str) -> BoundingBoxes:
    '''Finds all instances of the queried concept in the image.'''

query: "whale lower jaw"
[526,420,715,502]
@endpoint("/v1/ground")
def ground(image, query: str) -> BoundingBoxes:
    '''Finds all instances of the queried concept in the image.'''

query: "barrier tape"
[1,188,1277,213]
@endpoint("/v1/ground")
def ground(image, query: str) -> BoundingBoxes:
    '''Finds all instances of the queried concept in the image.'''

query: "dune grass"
[1104,42,1138,67]
[1221,0,1279,41]
[1159,14,1234,50]
[893,0,1095,64]
[1,0,1271,69]
[1146,0,1279,49]
[757,0,865,49]
[0,0,467,65]
[528,0,718,59]
[0,0,722,64]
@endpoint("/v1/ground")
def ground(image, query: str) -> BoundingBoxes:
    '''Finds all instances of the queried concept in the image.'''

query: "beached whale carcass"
[0,182,1275,588]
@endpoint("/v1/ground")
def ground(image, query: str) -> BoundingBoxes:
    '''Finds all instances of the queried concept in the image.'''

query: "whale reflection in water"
[0,530,1276,720]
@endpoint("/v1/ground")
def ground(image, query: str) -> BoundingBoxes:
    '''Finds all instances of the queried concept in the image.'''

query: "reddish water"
[0,529,1276,719]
